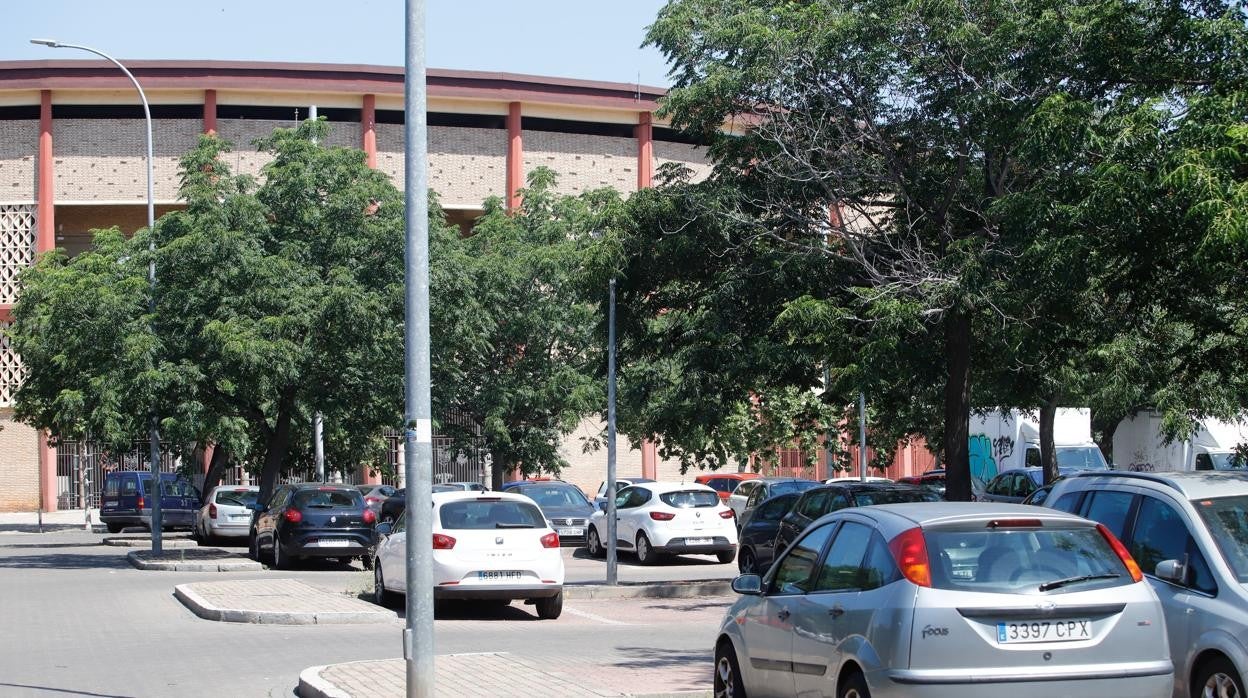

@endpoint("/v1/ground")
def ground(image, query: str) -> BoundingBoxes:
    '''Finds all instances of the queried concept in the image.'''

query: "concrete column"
[360,463,382,486]
[362,94,377,169]
[36,90,58,511]
[203,89,217,135]
[506,101,523,211]
[636,110,659,480]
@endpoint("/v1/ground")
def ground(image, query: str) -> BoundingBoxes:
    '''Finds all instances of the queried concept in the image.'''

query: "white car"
[824,475,894,484]
[591,476,655,509]
[372,491,565,619]
[585,482,738,565]
[193,485,260,542]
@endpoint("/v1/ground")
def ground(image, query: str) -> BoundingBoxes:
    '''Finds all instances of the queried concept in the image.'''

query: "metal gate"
[382,424,490,488]
[55,439,179,510]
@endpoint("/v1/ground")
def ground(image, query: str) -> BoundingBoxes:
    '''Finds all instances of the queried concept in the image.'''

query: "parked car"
[356,484,399,514]
[728,477,820,521]
[248,483,376,569]
[714,502,1173,698]
[380,488,408,524]
[978,467,1079,504]
[735,492,802,575]
[372,491,565,619]
[100,471,201,533]
[773,482,942,555]
[694,472,760,501]
[194,485,259,542]
[1021,479,1063,506]
[898,468,988,499]
[585,482,738,564]
[824,475,894,484]
[438,481,487,492]
[499,480,595,545]
[592,476,655,509]
[1041,470,1248,697]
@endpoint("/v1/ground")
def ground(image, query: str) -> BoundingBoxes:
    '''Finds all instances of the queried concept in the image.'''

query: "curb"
[297,665,349,698]
[174,583,391,625]
[104,537,199,548]
[126,550,263,572]
[563,579,733,600]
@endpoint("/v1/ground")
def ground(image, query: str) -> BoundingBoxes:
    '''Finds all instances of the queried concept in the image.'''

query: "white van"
[1112,411,1248,472]
[969,408,1109,483]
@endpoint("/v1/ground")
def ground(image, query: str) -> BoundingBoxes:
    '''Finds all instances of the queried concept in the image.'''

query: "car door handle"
[829,604,845,618]
[777,608,791,621]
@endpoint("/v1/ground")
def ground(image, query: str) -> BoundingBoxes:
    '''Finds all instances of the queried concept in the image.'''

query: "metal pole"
[606,277,618,585]
[31,40,162,553]
[403,2,435,695]
[858,392,867,481]
[824,366,834,480]
[314,413,324,481]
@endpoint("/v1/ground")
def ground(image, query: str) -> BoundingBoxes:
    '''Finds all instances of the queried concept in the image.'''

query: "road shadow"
[610,645,712,670]
[0,552,130,570]
[0,683,134,698]
[360,594,542,622]
[570,547,728,567]
[0,524,103,534]
[0,542,101,550]
[639,599,733,613]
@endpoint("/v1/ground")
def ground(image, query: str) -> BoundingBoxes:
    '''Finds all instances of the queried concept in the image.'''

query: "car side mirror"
[598,501,608,512]
[731,574,762,596]
[1155,559,1187,584]
[375,522,393,537]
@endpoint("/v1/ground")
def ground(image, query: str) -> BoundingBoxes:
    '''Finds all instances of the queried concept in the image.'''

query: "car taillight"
[284,509,302,524]
[719,509,735,519]
[650,511,675,521]
[363,509,376,525]
[1096,523,1143,582]
[209,503,218,519]
[366,497,379,505]
[433,533,456,549]
[137,496,144,509]
[888,527,931,587]
[540,532,560,548]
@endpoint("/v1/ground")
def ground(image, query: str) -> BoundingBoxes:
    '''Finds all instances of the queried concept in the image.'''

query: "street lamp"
[591,230,619,586]
[31,39,163,552]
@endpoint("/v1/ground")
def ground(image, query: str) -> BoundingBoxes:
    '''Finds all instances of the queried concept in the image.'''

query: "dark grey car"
[500,481,595,545]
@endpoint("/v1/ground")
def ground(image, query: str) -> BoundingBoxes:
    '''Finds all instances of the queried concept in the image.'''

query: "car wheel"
[738,547,757,574]
[374,564,400,607]
[837,669,870,698]
[716,548,736,565]
[248,533,260,561]
[361,552,375,570]
[1195,655,1244,698]
[106,523,123,534]
[535,591,563,620]
[714,640,746,698]
[636,533,658,565]
[271,538,285,569]
[586,526,605,558]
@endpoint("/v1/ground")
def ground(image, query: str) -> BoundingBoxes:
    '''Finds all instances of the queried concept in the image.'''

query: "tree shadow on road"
[0,552,130,570]
[0,683,134,698]
[0,542,101,550]
[570,548,728,567]
[639,599,733,613]
[358,594,545,622]
[609,645,712,670]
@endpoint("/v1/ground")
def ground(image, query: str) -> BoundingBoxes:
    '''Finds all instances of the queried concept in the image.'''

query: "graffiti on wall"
[969,434,997,483]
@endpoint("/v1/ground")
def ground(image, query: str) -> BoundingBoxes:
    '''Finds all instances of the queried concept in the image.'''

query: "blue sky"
[3,0,675,87]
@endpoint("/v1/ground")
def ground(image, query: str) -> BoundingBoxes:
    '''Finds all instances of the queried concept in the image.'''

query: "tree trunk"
[942,309,973,501]
[202,446,230,498]
[258,407,294,504]
[1092,411,1121,468]
[490,450,506,491]
[1040,398,1059,485]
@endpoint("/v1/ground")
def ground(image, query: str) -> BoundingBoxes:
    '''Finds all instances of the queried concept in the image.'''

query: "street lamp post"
[606,276,618,586]
[30,39,162,552]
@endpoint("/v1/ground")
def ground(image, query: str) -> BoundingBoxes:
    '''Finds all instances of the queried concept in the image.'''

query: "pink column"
[506,102,523,211]
[37,90,58,511]
[362,94,377,169]
[203,89,217,136]
[636,110,660,480]
[360,464,382,486]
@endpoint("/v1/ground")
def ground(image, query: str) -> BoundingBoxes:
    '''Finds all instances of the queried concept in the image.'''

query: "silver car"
[715,502,1172,698]
[1043,471,1248,698]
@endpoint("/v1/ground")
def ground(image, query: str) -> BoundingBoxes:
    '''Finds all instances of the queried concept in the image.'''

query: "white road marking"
[563,606,631,625]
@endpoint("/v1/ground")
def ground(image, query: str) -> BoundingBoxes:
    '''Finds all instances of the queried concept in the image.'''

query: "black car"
[773,482,942,554]
[499,480,595,545]
[248,483,376,569]
[735,492,802,574]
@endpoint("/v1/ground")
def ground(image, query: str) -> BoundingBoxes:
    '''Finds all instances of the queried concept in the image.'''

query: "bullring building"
[0,60,932,512]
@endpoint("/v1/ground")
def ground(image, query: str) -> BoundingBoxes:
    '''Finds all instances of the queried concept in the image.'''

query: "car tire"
[738,547,757,574]
[717,548,736,564]
[361,552,375,570]
[248,533,260,561]
[374,564,400,608]
[586,526,605,558]
[271,538,286,569]
[714,640,746,698]
[1195,655,1244,698]
[535,591,563,620]
[837,669,870,698]
[636,533,658,565]
[106,523,123,534]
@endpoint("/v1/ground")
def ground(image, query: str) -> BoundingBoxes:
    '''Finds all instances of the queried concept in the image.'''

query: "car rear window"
[215,489,259,506]
[852,489,942,506]
[770,481,818,497]
[925,525,1130,594]
[439,500,547,529]
[519,485,590,508]
[293,489,363,509]
[660,490,720,508]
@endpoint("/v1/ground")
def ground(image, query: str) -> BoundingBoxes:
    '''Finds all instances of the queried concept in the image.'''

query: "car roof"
[210,484,258,492]
[629,481,717,495]
[857,501,1090,527]
[809,482,925,494]
[757,477,818,484]
[432,491,534,504]
[288,482,358,491]
[695,472,757,480]
[1064,470,1248,500]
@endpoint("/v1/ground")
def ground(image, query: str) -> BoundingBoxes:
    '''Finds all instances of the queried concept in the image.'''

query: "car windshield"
[925,525,1130,594]
[214,489,259,506]
[520,485,590,509]
[439,500,546,529]
[292,489,362,509]
[660,490,720,508]
[853,488,942,506]
[1055,446,1109,470]
[1193,496,1248,581]
[1208,453,1248,471]
[769,481,818,497]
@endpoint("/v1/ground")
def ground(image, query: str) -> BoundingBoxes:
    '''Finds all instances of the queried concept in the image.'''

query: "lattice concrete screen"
[0,320,20,407]
[0,204,36,306]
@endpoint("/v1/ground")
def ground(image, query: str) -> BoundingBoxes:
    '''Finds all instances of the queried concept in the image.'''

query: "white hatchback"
[194,485,260,542]
[586,481,738,565]
[372,491,565,619]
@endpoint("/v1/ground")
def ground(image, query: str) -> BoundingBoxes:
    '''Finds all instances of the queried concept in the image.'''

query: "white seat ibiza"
[372,491,565,619]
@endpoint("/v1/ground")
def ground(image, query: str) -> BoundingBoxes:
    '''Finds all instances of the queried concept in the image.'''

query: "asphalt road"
[0,529,732,697]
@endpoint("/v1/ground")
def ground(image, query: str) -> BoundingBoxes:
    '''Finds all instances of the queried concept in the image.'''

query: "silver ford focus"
[714,502,1173,698]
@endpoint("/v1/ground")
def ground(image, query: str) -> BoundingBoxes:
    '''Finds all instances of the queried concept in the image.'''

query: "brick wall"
[375,124,508,208]
[523,131,636,196]
[0,410,40,511]
[654,141,713,184]
[0,121,37,202]
[54,119,201,201]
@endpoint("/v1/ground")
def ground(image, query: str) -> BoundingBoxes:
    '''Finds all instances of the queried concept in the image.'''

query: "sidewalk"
[299,653,711,698]
[0,508,101,533]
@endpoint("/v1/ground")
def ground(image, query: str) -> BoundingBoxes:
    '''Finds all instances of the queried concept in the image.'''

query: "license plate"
[997,619,1091,644]
[558,528,581,537]
[314,539,352,547]
[478,570,523,580]
[230,515,249,521]
[686,538,713,545]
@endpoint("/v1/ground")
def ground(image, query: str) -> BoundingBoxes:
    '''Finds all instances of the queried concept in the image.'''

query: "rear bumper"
[280,529,373,557]
[140,510,195,528]
[434,583,562,601]
[655,537,735,555]
[100,512,142,525]
[880,661,1173,698]
[205,521,251,538]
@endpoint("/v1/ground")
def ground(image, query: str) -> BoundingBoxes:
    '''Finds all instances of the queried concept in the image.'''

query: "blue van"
[100,472,201,533]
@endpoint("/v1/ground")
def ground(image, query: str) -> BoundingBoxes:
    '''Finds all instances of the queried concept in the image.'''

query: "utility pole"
[858,392,867,481]
[314,413,324,481]
[606,277,618,585]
